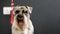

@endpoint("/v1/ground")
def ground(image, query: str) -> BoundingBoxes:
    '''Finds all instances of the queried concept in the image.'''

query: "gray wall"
[0,0,60,34]
[48,0,60,34]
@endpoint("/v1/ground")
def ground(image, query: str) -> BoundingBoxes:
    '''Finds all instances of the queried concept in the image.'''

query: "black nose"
[17,15,23,18]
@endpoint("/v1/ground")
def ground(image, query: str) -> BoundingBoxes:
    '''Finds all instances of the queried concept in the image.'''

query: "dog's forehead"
[14,6,28,11]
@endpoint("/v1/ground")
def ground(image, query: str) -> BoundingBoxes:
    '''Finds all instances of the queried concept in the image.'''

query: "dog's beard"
[15,15,24,31]
[14,14,28,31]
[16,14,28,25]
[16,16,24,26]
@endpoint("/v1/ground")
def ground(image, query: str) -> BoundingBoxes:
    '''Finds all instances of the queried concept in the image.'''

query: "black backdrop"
[0,0,60,34]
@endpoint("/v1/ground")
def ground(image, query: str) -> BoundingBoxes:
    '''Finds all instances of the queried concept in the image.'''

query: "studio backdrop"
[0,0,60,34]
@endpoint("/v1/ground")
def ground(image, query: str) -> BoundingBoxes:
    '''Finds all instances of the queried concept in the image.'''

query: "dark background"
[0,0,60,34]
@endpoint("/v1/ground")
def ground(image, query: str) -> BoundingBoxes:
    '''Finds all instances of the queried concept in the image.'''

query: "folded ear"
[27,6,33,14]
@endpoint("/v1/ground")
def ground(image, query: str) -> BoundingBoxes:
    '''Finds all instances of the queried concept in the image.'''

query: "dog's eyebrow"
[21,7,23,9]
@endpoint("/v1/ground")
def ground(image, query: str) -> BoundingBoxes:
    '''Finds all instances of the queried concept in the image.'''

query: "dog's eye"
[22,10,28,13]
[15,10,20,14]
[25,11,28,13]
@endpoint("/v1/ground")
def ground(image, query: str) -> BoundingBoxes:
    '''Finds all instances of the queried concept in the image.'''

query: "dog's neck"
[18,23,25,31]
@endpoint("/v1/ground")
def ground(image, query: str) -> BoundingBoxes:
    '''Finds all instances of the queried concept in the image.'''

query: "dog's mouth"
[17,15,24,24]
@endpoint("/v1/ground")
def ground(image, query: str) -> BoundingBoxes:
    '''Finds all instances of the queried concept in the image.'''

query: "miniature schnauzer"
[12,6,34,34]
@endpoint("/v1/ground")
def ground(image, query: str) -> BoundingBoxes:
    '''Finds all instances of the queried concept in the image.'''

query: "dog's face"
[14,6,32,26]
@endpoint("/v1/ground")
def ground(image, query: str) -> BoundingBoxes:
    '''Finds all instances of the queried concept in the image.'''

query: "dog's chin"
[18,19,24,24]
[17,18,24,25]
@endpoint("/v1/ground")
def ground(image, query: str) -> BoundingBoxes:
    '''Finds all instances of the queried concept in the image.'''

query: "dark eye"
[25,11,28,13]
[22,10,28,13]
[15,10,20,14]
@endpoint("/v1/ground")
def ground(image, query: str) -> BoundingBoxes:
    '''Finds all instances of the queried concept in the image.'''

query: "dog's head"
[14,6,33,26]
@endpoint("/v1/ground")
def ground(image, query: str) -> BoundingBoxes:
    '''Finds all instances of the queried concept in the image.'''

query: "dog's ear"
[27,6,33,14]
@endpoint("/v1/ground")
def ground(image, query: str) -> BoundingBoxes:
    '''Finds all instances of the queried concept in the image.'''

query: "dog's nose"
[17,15,23,18]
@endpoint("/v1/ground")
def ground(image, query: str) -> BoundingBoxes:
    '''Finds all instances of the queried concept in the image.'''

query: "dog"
[12,6,34,34]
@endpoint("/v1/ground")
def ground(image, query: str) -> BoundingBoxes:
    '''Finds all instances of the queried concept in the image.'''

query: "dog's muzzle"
[17,14,24,23]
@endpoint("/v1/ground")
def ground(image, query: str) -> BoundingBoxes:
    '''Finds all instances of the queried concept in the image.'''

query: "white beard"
[12,14,34,34]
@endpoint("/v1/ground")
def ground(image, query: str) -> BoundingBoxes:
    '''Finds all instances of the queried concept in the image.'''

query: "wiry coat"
[12,6,34,34]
